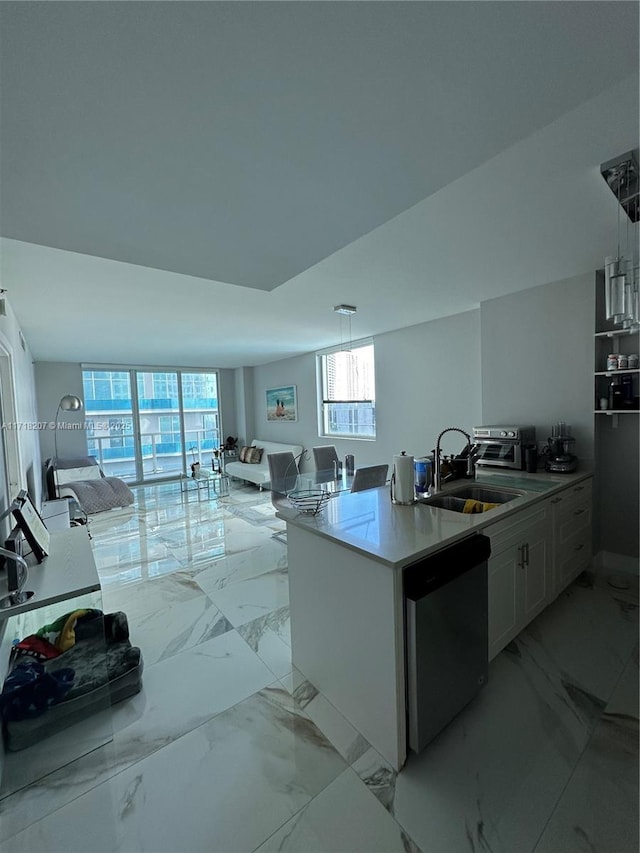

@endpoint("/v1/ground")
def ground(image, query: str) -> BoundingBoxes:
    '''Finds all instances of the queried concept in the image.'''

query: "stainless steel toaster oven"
[472,425,536,470]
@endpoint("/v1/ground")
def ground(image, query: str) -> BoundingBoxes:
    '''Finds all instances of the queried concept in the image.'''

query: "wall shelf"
[594,329,639,338]
[594,322,639,428]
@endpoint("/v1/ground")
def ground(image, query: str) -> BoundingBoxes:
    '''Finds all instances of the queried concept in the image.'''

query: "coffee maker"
[544,422,578,473]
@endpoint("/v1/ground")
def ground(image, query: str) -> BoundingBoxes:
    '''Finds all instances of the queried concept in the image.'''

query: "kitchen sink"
[418,484,525,514]
[443,485,525,504]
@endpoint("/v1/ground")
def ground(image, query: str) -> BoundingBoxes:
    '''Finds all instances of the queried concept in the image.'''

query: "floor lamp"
[53,394,83,498]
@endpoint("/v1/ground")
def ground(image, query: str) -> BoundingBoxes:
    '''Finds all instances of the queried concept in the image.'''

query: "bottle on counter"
[609,379,624,410]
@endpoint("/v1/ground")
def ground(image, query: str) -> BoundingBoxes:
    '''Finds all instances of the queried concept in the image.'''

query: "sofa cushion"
[225,440,303,487]
[243,447,263,464]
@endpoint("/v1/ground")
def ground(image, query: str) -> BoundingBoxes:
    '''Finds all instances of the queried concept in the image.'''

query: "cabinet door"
[521,517,550,624]
[486,502,550,661]
[488,545,519,661]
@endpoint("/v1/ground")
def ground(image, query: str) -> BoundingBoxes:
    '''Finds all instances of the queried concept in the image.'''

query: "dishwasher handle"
[404,534,491,600]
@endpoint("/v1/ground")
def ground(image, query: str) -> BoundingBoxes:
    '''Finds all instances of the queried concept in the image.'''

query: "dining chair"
[350,464,389,493]
[312,445,339,472]
[267,451,299,543]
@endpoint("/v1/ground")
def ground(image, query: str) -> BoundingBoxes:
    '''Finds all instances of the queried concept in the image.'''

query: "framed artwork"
[12,489,50,562]
[266,385,298,422]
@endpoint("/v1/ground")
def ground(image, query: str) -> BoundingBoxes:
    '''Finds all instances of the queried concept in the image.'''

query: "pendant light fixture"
[333,304,357,352]
[601,150,639,330]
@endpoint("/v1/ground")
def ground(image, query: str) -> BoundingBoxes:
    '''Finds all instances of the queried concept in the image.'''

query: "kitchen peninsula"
[276,468,593,771]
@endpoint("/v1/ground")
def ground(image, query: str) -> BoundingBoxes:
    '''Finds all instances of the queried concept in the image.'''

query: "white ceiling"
[1,1,638,368]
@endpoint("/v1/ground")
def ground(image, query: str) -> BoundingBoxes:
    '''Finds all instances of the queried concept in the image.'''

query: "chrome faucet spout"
[433,427,472,493]
[0,546,28,595]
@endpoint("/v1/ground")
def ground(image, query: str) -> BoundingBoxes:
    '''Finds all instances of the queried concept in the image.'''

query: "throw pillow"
[245,447,264,464]
[54,465,102,485]
[239,445,251,463]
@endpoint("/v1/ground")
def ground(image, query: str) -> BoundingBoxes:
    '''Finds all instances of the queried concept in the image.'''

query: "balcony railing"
[84,397,218,413]
[88,428,220,482]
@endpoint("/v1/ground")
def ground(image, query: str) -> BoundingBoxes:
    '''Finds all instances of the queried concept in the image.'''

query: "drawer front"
[484,504,548,557]
[556,533,592,588]
[554,500,592,547]
[549,479,593,516]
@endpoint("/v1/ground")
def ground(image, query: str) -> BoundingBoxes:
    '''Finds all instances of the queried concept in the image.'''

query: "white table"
[0,526,100,617]
[0,527,110,798]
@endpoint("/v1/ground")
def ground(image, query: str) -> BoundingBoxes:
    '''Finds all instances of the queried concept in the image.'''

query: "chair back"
[350,464,389,493]
[312,445,339,471]
[267,452,299,496]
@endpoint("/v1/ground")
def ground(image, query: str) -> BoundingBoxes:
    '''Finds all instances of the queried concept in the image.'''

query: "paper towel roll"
[392,453,415,504]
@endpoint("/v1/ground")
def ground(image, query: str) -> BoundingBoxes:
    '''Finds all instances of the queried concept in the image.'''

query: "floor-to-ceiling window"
[82,368,220,484]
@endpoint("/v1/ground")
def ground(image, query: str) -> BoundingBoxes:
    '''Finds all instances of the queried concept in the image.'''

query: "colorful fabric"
[36,609,102,652]
[14,635,61,662]
[462,499,500,514]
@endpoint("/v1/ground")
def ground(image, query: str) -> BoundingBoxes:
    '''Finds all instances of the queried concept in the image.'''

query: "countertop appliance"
[472,425,536,470]
[544,422,578,473]
[404,534,491,754]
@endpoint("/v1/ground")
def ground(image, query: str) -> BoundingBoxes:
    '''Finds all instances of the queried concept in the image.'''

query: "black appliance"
[544,422,578,473]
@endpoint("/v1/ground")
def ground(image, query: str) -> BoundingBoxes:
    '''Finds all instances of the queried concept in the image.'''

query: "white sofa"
[225,440,303,489]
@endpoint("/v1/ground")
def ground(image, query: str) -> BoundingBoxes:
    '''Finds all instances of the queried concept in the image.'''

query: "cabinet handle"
[551,497,562,504]
[523,542,530,566]
[573,486,584,492]
[574,508,585,516]
[517,545,524,569]
[574,543,585,551]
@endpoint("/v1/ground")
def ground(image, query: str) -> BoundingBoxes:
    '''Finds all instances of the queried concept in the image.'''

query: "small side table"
[222,450,238,472]
[180,469,229,499]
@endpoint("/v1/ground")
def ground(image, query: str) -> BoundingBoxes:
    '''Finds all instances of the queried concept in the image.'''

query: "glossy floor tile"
[1,482,637,853]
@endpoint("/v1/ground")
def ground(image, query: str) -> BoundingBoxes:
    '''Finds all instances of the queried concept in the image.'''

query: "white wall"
[217,367,238,446]
[0,296,43,507]
[232,366,254,448]
[480,271,595,455]
[375,310,482,461]
[250,310,482,474]
[34,362,86,462]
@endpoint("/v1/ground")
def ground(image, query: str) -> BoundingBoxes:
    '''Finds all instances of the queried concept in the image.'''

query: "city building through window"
[82,368,220,483]
[317,341,376,439]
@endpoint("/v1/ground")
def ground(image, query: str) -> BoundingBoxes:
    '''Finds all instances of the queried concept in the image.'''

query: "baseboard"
[594,550,640,576]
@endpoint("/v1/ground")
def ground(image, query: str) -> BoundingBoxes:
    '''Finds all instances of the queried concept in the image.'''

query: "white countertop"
[0,526,99,617]
[276,467,593,569]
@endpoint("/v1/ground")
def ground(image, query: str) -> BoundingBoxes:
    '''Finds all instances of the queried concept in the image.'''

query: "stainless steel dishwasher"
[404,534,491,754]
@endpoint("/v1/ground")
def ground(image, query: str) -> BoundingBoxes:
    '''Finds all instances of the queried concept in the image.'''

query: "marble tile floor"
[0,481,637,853]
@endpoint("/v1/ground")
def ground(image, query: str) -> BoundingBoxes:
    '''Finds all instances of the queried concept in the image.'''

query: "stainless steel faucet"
[0,546,31,609]
[433,427,474,493]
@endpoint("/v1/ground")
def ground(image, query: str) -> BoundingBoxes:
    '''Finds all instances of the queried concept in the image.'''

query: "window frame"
[316,338,376,440]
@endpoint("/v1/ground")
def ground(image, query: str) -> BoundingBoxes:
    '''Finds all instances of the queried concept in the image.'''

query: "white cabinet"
[484,501,551,661]
[40,499,71,531]
[484,476,593,661]
[550,479,593,594]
